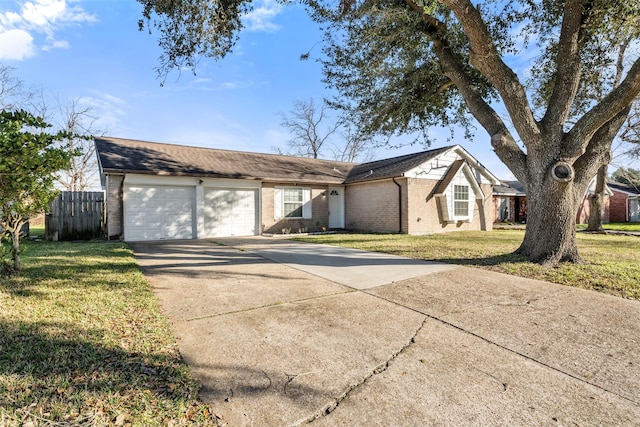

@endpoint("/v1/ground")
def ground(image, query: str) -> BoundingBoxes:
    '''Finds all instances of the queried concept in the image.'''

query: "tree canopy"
[138,0,640,265]
[611,166,640,187]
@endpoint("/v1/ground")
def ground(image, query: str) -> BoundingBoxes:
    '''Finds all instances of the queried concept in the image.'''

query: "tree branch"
[573,105,630,184]
[541,0,592,133]
[566,58,640,158]
[439,0,540,146]
[406,0,526,174]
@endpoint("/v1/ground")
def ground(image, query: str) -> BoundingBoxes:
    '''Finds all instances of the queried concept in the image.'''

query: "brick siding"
[346,178,493,234]
[345,179,403,233]
[609,190,630,222]
[261,183,330,234]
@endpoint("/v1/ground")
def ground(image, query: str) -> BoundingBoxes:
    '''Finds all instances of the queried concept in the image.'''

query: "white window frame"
[453,184,470,219]
[274,187,312,219]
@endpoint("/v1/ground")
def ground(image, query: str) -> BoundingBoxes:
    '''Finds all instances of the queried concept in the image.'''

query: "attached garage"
[124,185,196,241]
[120,174,261,241]
[203,188,258,237]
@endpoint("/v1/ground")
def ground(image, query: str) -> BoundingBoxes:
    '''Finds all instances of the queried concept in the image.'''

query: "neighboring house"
[95,137,500,241]
[607,181,640,222]
[493,180,527,223]
[493,177,634,224]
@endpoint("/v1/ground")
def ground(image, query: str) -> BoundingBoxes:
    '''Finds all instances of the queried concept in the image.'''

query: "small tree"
[0,110,75,274]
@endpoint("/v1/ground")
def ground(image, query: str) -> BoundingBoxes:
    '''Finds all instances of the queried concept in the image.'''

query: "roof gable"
[433,160,485,199]
[344,146,453,183]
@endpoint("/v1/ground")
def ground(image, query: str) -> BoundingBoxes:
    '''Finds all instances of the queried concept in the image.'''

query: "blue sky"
[2,0,520,179]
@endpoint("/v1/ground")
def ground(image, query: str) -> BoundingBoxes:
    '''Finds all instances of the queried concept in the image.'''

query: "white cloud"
[0,28,35,60]
[77,93,126,133]
[0,0,96,60]
[43,39,69,51]
[243,0,283,32]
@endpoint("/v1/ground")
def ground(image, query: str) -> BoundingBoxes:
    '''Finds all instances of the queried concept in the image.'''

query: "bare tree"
[0,66,102,192]
[332,113,377,163]
[53,98,106,191]
[277,98,377,162]
[278,98,342,159]
[0,64,34,110]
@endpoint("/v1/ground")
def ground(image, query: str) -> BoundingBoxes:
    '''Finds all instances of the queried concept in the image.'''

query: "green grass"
[0,239,217,426]
[576,222,640,232]
[293,230,640,300]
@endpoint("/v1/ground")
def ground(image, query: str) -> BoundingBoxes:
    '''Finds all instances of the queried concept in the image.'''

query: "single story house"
[95,137,500,241]
[607,181,640,222]
[492,180,527,223]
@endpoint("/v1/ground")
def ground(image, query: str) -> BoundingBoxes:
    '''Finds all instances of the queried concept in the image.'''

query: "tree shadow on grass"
[429,252,528,268]
[0,319,200,423]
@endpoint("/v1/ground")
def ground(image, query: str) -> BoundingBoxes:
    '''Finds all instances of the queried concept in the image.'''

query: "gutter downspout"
[392,177,402,233]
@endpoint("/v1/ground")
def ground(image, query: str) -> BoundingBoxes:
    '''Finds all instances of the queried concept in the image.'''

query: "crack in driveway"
[183,290,356,322]
[298,316,430,425]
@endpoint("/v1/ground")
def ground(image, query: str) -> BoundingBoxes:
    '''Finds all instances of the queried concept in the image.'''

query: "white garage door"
[125,185,195,241]
[204,188,258,237]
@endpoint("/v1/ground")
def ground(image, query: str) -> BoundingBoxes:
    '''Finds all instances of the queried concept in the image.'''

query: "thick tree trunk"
[515,172,588,266]
[586,164,607,231]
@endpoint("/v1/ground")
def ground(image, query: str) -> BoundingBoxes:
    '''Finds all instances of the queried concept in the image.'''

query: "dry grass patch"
[0,239,218,426]
[294,230,640,300]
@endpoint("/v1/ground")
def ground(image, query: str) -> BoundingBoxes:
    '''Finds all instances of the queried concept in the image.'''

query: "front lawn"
[293,230,640,300]
[576,222,640,232]
[0,239,217,425]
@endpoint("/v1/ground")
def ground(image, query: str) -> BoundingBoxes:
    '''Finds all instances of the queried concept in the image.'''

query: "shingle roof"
[344,146,453,183]
[95,137,357,184]
[95,138,466,186]
[493,180,526,196]
[607,180,640,195]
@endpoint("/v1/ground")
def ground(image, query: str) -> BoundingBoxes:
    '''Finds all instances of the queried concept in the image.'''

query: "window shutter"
[274,187,283,219]
[302,188,312,219]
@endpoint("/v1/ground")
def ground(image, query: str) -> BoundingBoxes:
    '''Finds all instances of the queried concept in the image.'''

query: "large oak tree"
[138,0,640,266]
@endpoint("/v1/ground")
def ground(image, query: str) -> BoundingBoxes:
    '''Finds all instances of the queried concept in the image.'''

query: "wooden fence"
[45,191,105,241]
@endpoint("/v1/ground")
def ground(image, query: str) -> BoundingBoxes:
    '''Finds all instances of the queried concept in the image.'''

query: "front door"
[328,186,345,229]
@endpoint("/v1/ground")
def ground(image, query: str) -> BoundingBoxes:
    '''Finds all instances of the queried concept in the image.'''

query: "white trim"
[274,186,312,219]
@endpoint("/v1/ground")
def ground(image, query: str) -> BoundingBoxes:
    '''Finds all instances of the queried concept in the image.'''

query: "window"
[283,188,304,217]
[453,185,469,217]
[274,187,312,219]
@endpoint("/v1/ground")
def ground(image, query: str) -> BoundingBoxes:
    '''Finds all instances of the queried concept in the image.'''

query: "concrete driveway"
[131,237,640,426]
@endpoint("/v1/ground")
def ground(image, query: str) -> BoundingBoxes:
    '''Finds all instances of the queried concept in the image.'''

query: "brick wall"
[261,183,330,234]
[106,174,124,239]
[609,190,629,222]
[345,179,403,233]
[345,178,494,234]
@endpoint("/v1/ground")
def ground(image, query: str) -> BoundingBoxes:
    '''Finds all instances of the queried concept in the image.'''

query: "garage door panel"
[125,185,195,241]
[204,188,257,237]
